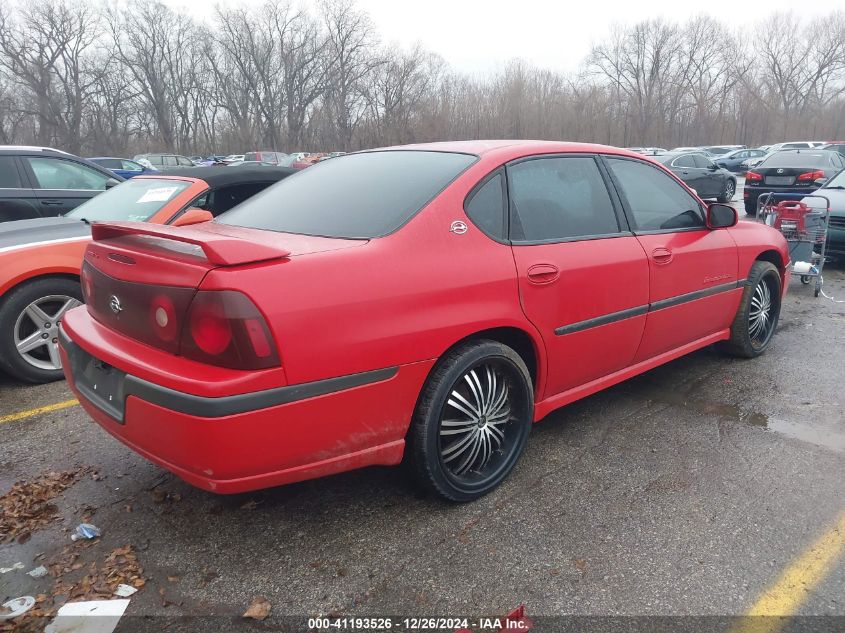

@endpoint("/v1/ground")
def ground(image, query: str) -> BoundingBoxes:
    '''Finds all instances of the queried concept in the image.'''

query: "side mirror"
[708,163,719,171]
[707,203,738,229]
[814,177,828,187]
[105,178,121,190]
[172,208,213,227]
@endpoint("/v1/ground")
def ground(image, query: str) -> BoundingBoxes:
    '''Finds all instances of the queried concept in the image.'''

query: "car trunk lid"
[82,221,366,353]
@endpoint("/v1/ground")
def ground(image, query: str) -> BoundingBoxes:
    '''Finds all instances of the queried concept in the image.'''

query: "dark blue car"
[88,157,155,179]
[715,148,768,173]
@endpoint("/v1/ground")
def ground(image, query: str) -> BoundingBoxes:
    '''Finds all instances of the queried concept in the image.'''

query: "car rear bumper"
[827,220,845,256]
[743,185,818,206]
[59,320,434,494]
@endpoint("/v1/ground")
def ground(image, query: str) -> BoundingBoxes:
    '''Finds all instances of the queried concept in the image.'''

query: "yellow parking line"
[735,510,845,633]
[0,398,78,425]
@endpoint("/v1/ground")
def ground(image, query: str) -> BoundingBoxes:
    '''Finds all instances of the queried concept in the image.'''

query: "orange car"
[0,166,293,383]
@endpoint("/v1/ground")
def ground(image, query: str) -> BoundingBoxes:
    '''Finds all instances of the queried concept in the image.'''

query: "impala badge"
[777,168,784,173]
[450,221,468,235]
[109,295,123,314]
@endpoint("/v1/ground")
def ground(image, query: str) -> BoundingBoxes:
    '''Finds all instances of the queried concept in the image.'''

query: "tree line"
[1,0,844,156]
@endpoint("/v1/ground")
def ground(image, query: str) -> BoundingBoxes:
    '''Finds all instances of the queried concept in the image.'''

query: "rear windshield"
[65,178,191,222]
[217,151,477,238]
[762,152,831,168]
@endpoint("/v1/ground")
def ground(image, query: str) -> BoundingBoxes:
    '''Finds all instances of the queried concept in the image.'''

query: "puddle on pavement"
[646,378,845,453]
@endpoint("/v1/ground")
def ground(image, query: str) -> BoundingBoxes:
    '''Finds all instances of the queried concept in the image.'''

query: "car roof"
[139,166,296,186]
[365,140,645,162]
[0,145,73,156]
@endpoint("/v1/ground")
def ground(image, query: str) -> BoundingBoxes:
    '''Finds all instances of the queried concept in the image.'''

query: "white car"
[223,154,244,163]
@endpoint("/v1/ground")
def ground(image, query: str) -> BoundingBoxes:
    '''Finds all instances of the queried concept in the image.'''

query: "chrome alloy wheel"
[13,295,81,370]
[724,180,735,200]
[748,278,774,347]
[439,362,518,480]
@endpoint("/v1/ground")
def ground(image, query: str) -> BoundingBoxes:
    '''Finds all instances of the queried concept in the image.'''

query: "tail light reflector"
[746,171,763,182]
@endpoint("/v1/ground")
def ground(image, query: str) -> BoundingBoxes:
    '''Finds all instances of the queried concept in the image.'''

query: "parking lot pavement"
[1,263,844,629]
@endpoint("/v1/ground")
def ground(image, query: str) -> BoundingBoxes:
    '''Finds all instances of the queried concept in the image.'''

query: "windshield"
[760,152,832,168]
[217,150,477,238]
[65,178,191,222]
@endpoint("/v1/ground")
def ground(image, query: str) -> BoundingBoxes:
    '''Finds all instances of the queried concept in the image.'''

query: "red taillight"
[797,170,825,182]
[181,290,279,370]
[746,171,763,182]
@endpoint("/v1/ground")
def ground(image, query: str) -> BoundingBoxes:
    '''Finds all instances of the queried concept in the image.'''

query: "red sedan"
[60,141,789,501]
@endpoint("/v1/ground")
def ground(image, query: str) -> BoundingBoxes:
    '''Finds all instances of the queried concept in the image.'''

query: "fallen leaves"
[52,544,146,602]
[0,468,89,544]
[243,596,272,621]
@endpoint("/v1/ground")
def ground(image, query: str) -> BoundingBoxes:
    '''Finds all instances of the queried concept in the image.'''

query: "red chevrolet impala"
[59,141,789,501]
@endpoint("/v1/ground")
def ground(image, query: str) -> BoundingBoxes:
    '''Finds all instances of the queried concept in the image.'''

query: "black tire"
[801,275,811,285]
[407,340,533,502]
[717,179,736,203]
[0,277,82,383]
[719,261,781,359]
[744,200,757,217]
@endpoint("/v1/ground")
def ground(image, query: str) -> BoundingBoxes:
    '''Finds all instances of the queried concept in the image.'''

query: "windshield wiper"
[824,185,845,190]
[76,217,90,224]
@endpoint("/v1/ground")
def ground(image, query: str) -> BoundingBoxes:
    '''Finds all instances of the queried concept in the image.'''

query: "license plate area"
[75,353,126,422]
[765,176,795,186]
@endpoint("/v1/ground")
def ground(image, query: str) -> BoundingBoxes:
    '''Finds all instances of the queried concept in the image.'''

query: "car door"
[0,155,42,222]
[508,155,650,398]
[604,156,739,362]
[20,156,113,215]
[694,154,723,197]
[670,154,706,194]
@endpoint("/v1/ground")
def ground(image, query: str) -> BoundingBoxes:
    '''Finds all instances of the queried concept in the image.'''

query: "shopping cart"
[757,193,831,297]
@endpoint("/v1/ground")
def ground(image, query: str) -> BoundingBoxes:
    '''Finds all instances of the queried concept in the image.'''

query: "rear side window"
[0,157,22,187]
[218,151,476,239]
[672,155,696,168]
[465,173,506,240]
[192,182,274,217]
[244,153,258,162]
[508,156,619,242]
[606,158,704,231]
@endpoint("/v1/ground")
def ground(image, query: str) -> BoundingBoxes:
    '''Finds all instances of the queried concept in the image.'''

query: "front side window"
[24,157,111,190]
[163,156,178,167]
[218,151,476,239]
[65,178,191,222]
[121,160,144,172]
[606,158,704,231]
[177,156,194,167]
[465,172,506,240]
[508,156,619,242]
[693,154,715,169]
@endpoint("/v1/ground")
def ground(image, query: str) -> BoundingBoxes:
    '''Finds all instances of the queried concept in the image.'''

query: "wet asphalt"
[1,212,844,628]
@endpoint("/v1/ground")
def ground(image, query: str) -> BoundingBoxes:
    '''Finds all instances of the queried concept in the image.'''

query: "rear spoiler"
[91,221,290,266]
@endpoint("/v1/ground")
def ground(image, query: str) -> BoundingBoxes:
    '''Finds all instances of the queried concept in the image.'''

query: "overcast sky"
[161,0,830,74]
